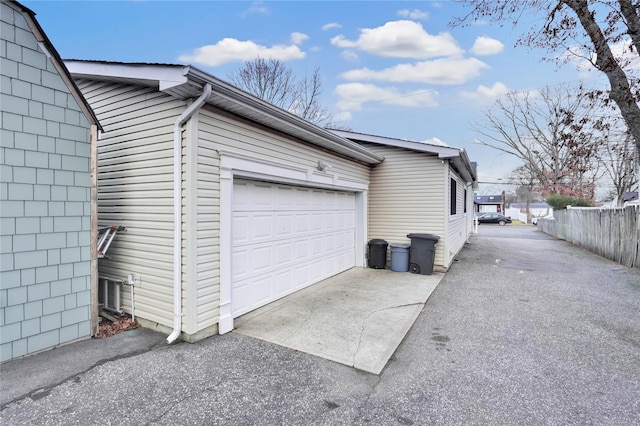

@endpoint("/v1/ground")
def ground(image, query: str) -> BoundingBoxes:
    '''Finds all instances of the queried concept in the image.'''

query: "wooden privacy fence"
[538,205,640,268]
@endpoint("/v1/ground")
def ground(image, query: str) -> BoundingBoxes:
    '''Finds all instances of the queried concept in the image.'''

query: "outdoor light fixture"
[317,160,332,172]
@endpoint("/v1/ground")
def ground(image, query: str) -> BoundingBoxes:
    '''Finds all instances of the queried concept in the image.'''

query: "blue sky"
[23,0,604,191]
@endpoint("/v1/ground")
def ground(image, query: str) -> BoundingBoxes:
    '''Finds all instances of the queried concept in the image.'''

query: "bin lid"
[368,239,388,246]
[406,233,440,241]
[389,243,410,249]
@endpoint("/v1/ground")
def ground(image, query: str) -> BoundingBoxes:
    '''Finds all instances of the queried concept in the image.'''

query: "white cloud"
[322,22,341,31]
[243,1,268,15]
[340,57,489,85]
[335,83,439,111]
[560,40,639,79]
[290,32,309,45]
[611,40,640,72]
[331,20,462,59]
[340,50,360,62]
[397,9,429,20]
[179,38,305,67]
[334,111,353,121]
[470,36,504,56]
[461,82,509,102]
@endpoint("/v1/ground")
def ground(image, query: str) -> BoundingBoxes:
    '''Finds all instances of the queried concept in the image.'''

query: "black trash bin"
[406,233,439,275]
[367,239,388,269]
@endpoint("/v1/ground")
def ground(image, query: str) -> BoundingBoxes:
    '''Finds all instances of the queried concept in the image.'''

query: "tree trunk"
[618,0,640,52]
[562,0,640,153]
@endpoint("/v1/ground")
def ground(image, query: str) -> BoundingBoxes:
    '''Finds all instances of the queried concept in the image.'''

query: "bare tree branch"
[473,85,604,201]
[453,0,640,155]
[228,58,347,129]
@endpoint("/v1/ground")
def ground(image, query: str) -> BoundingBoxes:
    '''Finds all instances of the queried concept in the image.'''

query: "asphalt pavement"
[1,224,639,425]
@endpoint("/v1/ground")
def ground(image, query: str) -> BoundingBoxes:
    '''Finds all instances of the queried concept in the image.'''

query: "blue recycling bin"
[390,244,410,272]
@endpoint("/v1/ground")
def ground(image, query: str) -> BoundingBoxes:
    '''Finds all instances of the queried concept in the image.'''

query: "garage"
[231,179,356,317]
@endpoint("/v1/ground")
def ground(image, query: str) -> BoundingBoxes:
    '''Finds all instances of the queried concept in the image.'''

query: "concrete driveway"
[2,225,639,425]
[234,267,443,374]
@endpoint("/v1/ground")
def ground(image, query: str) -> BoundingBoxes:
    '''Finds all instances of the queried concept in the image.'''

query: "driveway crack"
[351,302,425,366]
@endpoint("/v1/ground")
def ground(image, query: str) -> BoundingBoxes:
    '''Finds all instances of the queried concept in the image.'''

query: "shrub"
[546,193,592,210]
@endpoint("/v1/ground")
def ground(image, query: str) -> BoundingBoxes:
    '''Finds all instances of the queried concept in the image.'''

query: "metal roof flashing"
[64,61,383,165]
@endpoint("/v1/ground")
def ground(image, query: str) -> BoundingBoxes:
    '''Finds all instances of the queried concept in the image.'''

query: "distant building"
[623,191,639,206]
[474,194,504,214]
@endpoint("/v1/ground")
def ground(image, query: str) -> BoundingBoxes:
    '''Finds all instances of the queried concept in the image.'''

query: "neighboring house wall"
[357,142,447,270]
[478,204,499,213]
[1,3,93,361]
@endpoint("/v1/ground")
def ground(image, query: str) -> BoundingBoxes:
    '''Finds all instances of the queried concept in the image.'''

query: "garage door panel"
[231,247,251,279]
[295,214,309,233]
[275,241,294,268]
[253,274,274,306]
[232,181,253,209]
[232,179,356,317]
[233,213,275,245]
[310,212,323,232]
[250,214,274,241]
[275,269,294,298]
[233,273,274,316]
[309,258,326,281]
[294,240,309,261]
[249,245,272,274]
[232,215,250,244]
[293,264,310,290]
[323,234,335,251]
[275,186,295,207]
[275,213,294,237]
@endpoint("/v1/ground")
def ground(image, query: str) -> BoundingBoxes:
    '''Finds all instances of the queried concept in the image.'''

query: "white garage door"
[232,179,356,317]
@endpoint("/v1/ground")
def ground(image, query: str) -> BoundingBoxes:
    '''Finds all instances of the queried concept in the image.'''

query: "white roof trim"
[66,61,188,90]
[330,129,461,158]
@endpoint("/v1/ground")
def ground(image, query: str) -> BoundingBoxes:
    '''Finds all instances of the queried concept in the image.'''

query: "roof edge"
[65,60,383,165]
[7,1,101,130]
[333,129,477,182]
[185,66,384,165]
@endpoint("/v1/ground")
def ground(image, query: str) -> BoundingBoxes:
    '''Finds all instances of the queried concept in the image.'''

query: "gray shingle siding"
[0,4,92,361]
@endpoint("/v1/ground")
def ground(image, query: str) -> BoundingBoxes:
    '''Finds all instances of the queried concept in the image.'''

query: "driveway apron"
[234,267,443,374]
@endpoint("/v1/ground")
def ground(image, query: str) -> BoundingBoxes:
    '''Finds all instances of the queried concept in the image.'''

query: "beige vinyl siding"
[183,115,221,335]
[359,142,447,269]
[200,106,370,182]
[446,170,467,269]
[76,79,187,329]
[194,105,370,331]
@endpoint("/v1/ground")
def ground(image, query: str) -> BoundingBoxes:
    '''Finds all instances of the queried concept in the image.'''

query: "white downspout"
[167,83,212,344]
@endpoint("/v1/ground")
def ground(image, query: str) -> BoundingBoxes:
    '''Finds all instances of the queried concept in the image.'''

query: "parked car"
[477,213,512,226]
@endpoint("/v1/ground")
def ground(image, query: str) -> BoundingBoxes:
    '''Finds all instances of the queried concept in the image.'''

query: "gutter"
[167,83,212,344]
[183,67,384,165]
